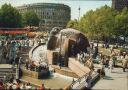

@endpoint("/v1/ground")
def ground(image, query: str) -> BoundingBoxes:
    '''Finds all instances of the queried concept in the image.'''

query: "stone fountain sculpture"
[47,28,90,66]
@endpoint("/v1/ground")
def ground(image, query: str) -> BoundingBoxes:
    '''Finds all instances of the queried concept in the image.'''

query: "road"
[92,67,128,90]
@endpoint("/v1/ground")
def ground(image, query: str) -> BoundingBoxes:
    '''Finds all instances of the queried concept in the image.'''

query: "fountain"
[27,28,98,89]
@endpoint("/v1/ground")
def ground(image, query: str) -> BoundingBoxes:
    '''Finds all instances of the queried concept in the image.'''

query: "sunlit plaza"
[0,0,128,90]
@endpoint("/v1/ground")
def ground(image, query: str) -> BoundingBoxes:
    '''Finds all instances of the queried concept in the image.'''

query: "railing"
[69,73,89,89]
[69,70,99,89]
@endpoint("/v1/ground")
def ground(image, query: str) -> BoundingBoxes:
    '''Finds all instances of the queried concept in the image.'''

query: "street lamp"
[78,6,81,21]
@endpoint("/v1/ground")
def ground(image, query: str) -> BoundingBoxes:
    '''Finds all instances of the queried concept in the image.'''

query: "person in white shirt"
[109,58,114,73]
[26,82,32,89]
[76,54,80,62]
[20,83,26,89]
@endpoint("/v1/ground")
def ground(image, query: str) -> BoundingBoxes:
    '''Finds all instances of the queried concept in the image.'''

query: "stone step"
[68,58,90,77]
[0,68,15,72]
[69,61,85,77]
[72,59,90,73]
[0,76,16,79]
[0,71,16,79]
[0,64,17,79]
[0,72,16,76]
[0,70,16,72]
[0,76,3,79]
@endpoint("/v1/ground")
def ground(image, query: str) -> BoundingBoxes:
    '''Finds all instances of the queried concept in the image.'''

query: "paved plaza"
[21,73,73,89]
[92,67,128,90]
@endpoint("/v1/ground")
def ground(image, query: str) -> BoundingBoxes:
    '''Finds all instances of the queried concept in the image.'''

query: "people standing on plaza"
[79,51,84,63]
[71,44,76,57]
[40,84,45,90]
[15,55,20,66]
[77,51,82,62]
[25,60,29,70]
[0,80,3,89]
[77,52,80,61]
[86,72,92,89]
[112,55,117,67]
[100,55,105,65]
[16,82,20,90]
[20,83,26,89]
[122,55,128,72]
[85,57,94,70]
[90,42,94,50]
[110,46,114,54]
[100,62,105,78]
[9,85,13,90]
[26,82,32,89]
[93,46,98,59]
[109,57,114,73]
[105,56,110,68]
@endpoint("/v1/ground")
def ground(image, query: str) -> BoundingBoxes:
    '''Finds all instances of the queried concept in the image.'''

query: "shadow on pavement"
[112,71,124,74]
[103,76,114,80]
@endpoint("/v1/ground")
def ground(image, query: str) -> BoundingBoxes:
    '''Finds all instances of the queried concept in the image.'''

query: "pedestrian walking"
[109,58,114,73]
[105,56,110,68]
[25,60,29,70]
[122,56,128,72]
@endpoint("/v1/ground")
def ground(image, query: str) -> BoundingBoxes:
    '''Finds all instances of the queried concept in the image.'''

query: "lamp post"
[78,6,81,21]
[59,32,62,68]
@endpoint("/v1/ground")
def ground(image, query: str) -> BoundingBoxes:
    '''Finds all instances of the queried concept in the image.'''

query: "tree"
[79,10,96,40]
[0,10,2,27]
[23,10,40,27]
[94,5,116,42]
[67,19,79,29]
[67,5,128,44]
[0,4,23,28]
[79,5,116,42]
[114,7,128,43]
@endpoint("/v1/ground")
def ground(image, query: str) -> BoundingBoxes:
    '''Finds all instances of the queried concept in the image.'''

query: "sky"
[0,0,112,20]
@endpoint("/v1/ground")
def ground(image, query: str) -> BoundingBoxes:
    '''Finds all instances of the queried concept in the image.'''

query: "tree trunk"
[124,36,125,44]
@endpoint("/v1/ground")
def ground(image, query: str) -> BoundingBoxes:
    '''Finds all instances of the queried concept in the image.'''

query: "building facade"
[17,3,71,31]
[112,0,128,11]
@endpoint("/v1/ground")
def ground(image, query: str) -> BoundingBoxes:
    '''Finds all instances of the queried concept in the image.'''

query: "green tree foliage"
[79,10,96,39]
[0,10,2,27]
[66,19,79,29]
[67,5,128,42]
[79,5,116,40]
[23,10,40,27]
[114,7,128,40]
[0,4,22,28]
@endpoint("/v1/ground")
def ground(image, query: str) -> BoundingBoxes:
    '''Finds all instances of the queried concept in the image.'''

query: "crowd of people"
[0,78,46,90]
[96,45,128,78]
[25,60,48,72]
[75,42,128,80]
[0,78,34,89]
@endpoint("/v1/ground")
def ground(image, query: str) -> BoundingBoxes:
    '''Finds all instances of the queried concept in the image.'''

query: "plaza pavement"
[92,67,128,90]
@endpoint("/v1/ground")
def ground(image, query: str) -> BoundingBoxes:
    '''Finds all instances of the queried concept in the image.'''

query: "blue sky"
[0,0,112,20]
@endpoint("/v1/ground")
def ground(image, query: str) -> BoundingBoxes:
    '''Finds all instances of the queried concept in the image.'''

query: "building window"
[47,12,49,15]
[53,12,55,15]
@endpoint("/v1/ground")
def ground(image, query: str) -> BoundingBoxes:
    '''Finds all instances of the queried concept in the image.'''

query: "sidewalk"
[92,67,128,90]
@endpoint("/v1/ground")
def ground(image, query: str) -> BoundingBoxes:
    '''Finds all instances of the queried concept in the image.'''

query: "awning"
[0,28,30,35]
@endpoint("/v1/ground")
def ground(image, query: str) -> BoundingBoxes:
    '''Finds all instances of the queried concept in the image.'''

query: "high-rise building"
[17,3,71,31]
[112,0,128,11]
